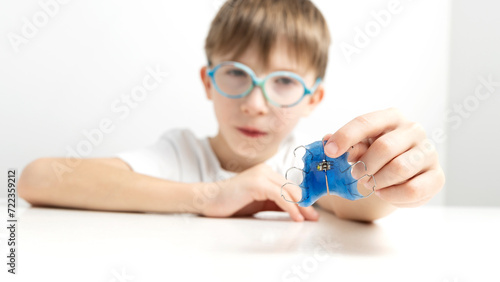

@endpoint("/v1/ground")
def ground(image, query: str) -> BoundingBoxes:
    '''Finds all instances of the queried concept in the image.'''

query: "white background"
[1,0,496,206]
[446,0,500,206]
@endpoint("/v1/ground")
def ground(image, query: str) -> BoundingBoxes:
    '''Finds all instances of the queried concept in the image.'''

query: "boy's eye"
[226,69,247,77]
[275,77,296,85]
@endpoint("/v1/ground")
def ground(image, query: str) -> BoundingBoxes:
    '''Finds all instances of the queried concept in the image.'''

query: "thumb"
[322,134,369,162]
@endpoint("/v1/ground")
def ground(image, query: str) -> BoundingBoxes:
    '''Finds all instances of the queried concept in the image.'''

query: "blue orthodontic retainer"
[281,140,376,207]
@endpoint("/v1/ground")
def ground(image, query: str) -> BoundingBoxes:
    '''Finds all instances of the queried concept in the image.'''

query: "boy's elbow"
[19,158,54,205]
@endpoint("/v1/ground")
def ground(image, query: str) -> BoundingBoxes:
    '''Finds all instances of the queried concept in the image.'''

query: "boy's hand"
[323,107,445,208]
[201,163,319,222]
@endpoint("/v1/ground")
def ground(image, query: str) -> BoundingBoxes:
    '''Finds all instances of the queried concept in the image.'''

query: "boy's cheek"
[266,115,300,140]
[211,94,235,114]
[285,103,313,119]
[300,108,313,118]
[298,99,319,118]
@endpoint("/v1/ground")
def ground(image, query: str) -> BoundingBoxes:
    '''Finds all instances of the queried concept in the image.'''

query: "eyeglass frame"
[206,61,322,108]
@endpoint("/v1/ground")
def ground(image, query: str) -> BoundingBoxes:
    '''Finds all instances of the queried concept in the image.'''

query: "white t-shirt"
[116,128,298,183]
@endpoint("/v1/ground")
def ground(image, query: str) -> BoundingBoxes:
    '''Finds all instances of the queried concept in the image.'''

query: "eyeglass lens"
[214,64,305,106]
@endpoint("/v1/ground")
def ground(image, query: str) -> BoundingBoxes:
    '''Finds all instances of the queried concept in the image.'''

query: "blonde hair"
[205,0,331,78]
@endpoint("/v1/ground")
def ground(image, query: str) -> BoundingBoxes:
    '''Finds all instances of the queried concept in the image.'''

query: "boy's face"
[200,41,324,166]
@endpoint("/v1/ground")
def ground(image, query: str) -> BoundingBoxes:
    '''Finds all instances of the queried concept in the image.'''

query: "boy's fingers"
[276,181,318,221]
[322,134,333,142]
[298,205,319,221]
[372,142,438,189]
[324,108,404,158]
[261,200,284,211]
[275,189,304,221]
[354,124,427,180]
[376,168,444,204]
[325,134,369,163]
[266,166,318,221]
[345,141,370,163]
[264,180,303,221]
[268,170,288,187]
[268,170,303,204]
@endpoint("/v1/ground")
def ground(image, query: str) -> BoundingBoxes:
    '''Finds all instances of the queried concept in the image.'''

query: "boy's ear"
[200,66,213,100]
[302,84,324,117]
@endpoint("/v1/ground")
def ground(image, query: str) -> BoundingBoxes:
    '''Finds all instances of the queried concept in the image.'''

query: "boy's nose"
[240,86,269,116]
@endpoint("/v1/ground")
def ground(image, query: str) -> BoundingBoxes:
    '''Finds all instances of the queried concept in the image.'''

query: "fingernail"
[325,142,338,156]
[296,214,304,221]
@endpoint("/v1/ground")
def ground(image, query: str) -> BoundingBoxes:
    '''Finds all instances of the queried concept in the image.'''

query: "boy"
[18,0,445,222]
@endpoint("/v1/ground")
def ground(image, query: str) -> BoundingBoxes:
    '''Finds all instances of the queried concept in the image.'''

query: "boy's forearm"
[317,191,397,222]
[18,158,200,214]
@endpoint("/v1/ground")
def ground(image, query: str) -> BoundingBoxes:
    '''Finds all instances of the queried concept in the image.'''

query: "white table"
[1,200,499,282]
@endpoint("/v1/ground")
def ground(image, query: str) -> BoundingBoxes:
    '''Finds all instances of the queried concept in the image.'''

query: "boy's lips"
[236,126,268,138]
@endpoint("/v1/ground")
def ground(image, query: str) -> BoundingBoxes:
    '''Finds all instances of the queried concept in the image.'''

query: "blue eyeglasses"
[207,61,322,108]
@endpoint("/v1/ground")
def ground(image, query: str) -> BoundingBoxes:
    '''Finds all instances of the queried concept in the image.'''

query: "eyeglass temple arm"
[310,77,322,93]
[206,60,214,77]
